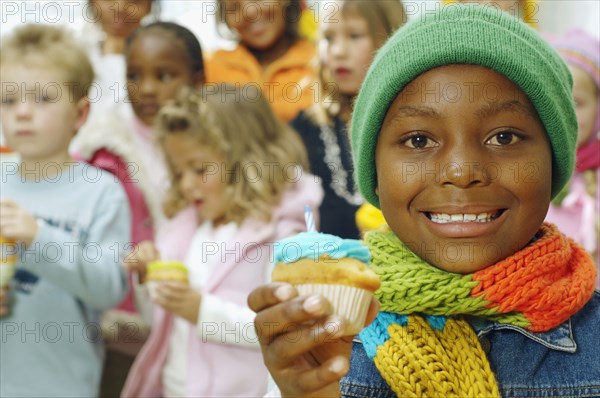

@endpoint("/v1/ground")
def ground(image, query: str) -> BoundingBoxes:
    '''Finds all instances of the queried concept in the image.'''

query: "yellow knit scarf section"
[374,315,500,397]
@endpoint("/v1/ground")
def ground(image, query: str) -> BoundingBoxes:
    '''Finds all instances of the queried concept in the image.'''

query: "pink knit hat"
[550,29,600,171]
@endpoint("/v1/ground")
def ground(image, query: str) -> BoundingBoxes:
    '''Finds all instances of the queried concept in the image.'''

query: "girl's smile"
[223,0,288,51]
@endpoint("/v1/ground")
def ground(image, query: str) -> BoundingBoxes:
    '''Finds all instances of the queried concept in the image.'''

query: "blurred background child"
[291,0,406,239]
[121,84,322,397]
[545,29,599,288]
[73,21,206,241]
[0,24,130,397]
[206,0,317,122]
[71,21,206,397]
[84,0,158,121]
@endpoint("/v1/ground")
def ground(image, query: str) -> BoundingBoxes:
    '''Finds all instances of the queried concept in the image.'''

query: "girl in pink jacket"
[545,29,599,288]
[70,22,206,396]
[121,83,323,397]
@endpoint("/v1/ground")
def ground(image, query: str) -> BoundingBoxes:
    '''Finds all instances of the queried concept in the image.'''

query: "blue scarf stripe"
[359,312,408,358]
[360,313,448,358]
[425,314,447,331]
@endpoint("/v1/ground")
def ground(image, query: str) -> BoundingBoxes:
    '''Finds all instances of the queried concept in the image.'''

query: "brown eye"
[159,72,174,83]
[126,72,139,82]
[488,131,520,146]
[404,134,433,149]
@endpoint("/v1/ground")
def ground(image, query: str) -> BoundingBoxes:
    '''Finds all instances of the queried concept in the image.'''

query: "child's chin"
[426,254,498,275]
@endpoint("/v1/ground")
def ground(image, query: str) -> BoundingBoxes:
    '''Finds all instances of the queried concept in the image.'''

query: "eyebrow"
[387,101,537,122]
[387,105,441,121]
[475,100,538,119]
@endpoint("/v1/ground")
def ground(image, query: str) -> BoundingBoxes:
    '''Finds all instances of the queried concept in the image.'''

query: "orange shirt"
[205,40,317,122]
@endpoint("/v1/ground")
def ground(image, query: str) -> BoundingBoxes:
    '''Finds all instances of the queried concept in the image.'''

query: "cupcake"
[0,236,17,288]
[272,232,380,335]
[146,261,188,301]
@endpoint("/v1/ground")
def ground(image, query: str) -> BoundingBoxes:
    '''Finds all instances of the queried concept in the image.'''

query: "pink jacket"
[546,173,600,288]
[72,112,162,312]
[71,111,161,244]
[87,148,154,244]
[121,174,323,397]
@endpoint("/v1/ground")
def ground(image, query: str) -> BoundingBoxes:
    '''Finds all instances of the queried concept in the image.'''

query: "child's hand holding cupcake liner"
[248,282,380,396]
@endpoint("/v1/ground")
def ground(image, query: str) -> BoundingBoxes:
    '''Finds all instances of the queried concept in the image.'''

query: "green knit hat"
[351,5,577,207]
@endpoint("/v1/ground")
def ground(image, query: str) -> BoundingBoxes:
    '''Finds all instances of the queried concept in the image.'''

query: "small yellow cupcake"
[146,261,188,300]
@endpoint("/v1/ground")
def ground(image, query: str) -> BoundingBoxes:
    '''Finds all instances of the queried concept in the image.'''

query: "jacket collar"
[223,39,315,78]
[473,318,577,353]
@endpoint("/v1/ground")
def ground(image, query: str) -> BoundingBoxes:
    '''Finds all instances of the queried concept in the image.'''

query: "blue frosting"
[273,232,371,264]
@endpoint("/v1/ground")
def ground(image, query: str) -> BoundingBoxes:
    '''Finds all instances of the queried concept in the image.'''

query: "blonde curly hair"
[157,83,309,224]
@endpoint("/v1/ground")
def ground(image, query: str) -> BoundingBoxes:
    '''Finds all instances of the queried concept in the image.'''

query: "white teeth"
[464,214,477,221]
[450,214,463,222]
[429,212,496,224]
[431,213,451,223]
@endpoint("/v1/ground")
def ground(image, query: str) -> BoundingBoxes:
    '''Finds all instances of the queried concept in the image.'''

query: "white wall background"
[1,1,599,45]
[537,0,600,37]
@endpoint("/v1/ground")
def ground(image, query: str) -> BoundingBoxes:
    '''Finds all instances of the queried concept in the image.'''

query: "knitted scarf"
[359,223,596,397]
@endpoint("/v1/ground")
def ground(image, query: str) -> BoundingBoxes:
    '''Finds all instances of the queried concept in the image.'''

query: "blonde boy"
[0,24,130,397]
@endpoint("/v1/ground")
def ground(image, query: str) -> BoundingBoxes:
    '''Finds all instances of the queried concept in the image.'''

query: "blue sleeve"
[18,183,131,310]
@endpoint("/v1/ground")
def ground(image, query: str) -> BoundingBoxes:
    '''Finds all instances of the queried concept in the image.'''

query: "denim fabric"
[341,291,600,398]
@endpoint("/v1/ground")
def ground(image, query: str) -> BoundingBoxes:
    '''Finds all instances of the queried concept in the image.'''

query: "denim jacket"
[341,291,600,398]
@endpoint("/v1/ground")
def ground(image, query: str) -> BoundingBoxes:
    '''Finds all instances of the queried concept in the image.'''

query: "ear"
[73,97,91,134]
[375,186,379,196]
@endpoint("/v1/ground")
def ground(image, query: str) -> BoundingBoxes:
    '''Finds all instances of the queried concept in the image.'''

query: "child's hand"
[152,282,201,324]
[0,200,38,247]
[0,286,10,317]
[123,240,159,282]
[248,283,380,397]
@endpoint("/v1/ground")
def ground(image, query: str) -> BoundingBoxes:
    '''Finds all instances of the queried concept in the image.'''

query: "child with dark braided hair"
[249,5,599,397]
[71,21,205,397]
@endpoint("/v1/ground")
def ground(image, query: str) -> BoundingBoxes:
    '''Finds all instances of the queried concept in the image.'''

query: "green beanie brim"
[351,4,577,207]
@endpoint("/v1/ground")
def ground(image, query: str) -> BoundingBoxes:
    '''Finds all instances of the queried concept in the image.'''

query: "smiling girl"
[206,0,316,122]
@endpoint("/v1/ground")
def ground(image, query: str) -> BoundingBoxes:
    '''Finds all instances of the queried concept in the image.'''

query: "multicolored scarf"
[359,223,596,397]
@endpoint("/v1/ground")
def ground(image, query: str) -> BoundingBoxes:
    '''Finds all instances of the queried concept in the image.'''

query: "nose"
[439,147,490,188]
[243,0,261,21]
[330,37,348,58]
[115,0,129,17]
[139,77,156,97]
[179,170,196,195]
[15,100,33,119]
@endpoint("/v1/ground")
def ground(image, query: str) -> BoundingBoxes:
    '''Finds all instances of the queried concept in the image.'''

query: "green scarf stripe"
[365,231,531,327]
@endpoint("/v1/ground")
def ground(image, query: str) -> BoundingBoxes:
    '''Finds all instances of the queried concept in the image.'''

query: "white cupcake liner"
[295,284,373,335]
[0,262,16,288]
[146,281,187,302]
